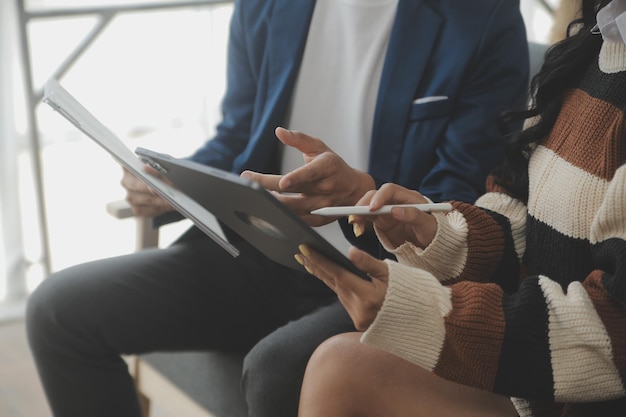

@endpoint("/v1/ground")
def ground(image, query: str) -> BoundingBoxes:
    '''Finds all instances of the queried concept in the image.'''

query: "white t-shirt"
[282,0,398,254]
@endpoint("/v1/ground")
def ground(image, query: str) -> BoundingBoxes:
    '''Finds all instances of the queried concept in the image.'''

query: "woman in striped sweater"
[294,0,626,416]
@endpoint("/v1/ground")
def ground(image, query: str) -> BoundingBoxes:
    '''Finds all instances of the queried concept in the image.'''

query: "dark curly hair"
[493,0,609,201]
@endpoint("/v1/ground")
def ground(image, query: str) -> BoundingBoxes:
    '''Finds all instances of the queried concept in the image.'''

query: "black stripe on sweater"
[495,276,554,399]
[525,215,594,289]
[579,60,626,110]
[480,207,521,294]
[595,238,626,302]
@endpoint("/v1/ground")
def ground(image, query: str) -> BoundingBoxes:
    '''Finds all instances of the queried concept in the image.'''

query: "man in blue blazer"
[27,1,529,416]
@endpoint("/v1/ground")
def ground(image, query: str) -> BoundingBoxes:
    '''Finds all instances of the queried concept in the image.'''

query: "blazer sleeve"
[187,0,259,171]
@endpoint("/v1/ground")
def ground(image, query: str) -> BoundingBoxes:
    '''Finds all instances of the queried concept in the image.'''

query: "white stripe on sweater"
[361,260,452,371]
[590,164,626,244]
[528,146,609,240]
[539,276,625,402]
[475,192,528,261]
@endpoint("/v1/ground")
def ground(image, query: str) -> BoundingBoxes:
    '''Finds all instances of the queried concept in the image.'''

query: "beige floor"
[0,319,176,417]
[0,319,52,417]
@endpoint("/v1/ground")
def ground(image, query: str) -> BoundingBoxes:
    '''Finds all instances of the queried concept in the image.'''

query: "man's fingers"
[275,127,330,156]
[279,153,336,192]
[121,165,169,193]
[240,171,283,192]
[121,171,149,192]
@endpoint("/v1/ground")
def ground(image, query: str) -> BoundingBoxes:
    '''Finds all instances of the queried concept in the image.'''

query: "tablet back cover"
[136,147,369,280]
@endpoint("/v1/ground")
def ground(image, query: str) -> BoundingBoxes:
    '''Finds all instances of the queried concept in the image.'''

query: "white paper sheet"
[43,79,237,257]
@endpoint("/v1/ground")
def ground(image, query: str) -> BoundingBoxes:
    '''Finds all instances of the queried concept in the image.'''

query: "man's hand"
[241,127,376,226]
[120,167,175,217]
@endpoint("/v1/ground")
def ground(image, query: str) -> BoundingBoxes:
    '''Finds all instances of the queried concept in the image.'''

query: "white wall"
[522,0,562,43]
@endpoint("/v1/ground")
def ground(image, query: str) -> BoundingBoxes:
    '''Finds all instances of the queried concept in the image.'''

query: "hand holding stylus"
[347,183,444,250]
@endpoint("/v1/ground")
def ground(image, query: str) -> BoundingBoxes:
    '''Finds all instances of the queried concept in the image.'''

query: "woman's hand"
[296,245,388,331]
[350,183,439,249]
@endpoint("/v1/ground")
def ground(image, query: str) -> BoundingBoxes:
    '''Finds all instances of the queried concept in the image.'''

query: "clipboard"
[43,79,370,280]
[43,79,237,257]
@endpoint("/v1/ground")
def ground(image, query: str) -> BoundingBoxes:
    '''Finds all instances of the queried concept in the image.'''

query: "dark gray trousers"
[26,228,354,417]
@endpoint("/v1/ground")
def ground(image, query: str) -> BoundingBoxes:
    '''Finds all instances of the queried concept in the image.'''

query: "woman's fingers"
[369,183,429,208]
[296,245,388,330]
[296,244,350,290]
[348,247,388,282]
[296,245,388,288]
[349,184,431,236]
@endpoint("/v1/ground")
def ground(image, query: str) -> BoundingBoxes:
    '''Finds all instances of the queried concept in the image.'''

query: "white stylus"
[310,203,453,217]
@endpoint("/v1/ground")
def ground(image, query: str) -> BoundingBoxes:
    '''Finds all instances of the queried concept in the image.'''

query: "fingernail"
[299,244,311,257]
[347,215,355,224]
[294,254,305,266]
[353,223,363,237]
[304,265,314,275]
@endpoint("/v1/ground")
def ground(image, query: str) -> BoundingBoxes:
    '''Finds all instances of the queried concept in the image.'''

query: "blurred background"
[0,0,574,415]
[1,0,232,320]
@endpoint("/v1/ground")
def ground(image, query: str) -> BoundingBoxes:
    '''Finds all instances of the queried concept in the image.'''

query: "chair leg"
[138,390,151,417]
[136,216,159,250]
[125,355,152,417]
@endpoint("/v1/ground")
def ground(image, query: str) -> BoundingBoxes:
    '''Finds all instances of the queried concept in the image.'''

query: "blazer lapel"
[369,0,443,183]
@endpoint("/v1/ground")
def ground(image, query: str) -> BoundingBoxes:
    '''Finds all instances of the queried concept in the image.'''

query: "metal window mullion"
[16,0,52,277]
[1,1,28,301]
[15,0,233,282]
[32,13,115,103]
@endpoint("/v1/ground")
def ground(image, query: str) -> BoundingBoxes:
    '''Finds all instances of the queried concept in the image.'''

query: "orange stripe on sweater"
[585,270,626,386]
[434,281,506,391]
[545,90,626,181]
[452,202,505,283]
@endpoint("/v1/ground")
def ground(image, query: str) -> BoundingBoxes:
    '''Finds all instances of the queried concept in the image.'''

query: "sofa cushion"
[141,351,247,417]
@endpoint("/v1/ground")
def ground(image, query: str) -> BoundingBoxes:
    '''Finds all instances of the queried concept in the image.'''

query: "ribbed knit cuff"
[475,192,528,261]
[599,41,626,74]
[375,210,468,282]
[511,397,562,417]
[361,260,452,370]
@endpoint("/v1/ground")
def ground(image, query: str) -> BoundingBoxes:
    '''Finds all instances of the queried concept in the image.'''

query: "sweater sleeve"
[375,187,527,289]
[362,165,626,403]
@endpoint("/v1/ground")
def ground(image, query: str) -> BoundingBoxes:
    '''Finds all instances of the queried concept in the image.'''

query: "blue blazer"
[191,0,528,203]
[188,0,529,255]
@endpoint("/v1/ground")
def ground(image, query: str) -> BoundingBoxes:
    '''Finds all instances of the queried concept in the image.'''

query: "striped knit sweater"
[361,40,626,417]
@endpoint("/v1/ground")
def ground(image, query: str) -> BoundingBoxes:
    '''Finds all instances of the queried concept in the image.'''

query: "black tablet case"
[135,147,369,280]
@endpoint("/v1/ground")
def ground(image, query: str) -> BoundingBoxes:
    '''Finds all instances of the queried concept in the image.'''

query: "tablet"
[135,147,371,280]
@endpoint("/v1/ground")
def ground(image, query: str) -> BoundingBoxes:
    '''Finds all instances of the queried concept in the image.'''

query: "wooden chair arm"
[106,199,159,250]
